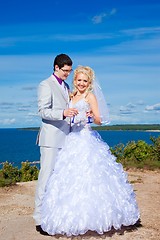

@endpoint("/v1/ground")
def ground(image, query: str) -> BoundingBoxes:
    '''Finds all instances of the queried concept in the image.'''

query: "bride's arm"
[87,93,102,125]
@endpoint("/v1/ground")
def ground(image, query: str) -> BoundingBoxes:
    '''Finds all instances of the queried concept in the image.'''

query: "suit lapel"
[50,75,69,103]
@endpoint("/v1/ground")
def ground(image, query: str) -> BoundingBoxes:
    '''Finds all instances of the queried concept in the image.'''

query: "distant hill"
[19,124,160,131]
[92,124,160,131]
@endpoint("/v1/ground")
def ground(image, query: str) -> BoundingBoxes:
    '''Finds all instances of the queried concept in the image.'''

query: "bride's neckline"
[71,91,90,105]
[71,92,86,105]
[71,97,85,106]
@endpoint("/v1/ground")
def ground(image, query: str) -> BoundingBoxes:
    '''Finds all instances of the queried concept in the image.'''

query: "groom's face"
[55,64,73,80]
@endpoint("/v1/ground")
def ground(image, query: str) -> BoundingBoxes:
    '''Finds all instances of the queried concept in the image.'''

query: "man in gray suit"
[33,54,78,234]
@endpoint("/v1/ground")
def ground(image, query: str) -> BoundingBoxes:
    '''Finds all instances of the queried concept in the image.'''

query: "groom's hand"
[63,108,78,118]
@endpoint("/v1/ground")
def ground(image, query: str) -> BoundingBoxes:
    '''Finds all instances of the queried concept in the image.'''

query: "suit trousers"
[33,146,60,225]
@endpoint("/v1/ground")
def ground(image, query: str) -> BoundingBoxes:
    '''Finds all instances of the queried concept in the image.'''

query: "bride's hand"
[64,108,78,118]
[86,110,93,118]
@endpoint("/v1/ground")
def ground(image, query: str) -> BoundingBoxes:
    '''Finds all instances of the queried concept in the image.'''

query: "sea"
[0,128,159,169]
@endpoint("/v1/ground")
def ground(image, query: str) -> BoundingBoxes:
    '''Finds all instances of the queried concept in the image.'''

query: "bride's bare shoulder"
[86,92,96,102]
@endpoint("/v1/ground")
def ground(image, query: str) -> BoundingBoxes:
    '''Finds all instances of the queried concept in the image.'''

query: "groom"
[33,53,78,234]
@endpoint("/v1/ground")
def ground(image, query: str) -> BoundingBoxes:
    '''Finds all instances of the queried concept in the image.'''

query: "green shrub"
[150,136,160,161]
[20,161,39,182]
[0,161,21,184]
[110,143,125,161]
[123,140,152,162]
[111,137,160,170]
[0,161,39,187]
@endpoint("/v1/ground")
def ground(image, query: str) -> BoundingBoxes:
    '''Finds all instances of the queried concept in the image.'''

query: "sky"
[0,0,160,128]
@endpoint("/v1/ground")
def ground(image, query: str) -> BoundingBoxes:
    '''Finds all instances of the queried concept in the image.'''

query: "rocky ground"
[0,170,160,240]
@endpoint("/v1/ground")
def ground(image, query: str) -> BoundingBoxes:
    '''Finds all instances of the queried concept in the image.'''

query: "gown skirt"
[41,124,140,236]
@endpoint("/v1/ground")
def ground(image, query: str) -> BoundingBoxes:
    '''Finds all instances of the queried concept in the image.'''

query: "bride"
[40,66,140,236]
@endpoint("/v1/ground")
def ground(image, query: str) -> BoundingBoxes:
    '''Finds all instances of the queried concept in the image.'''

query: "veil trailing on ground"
[93,79,110,125]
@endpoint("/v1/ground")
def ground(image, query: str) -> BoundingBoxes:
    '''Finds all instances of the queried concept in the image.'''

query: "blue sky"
[0,0,160,128]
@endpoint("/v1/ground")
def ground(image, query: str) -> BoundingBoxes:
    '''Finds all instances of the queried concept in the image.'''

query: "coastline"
[145,130,160,132]
[17,124,160,132]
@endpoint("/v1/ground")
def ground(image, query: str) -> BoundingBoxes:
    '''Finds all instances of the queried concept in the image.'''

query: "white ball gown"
[41,99,140,236]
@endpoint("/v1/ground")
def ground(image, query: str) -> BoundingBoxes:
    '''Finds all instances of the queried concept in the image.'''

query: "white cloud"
[0,35,47,47]
[121,27,160,37]
[28,112,39,117]
[22,86,37,91]
[126,102,136,109]
[91,8,117,24]
[0,102,14,106]
[136,100,145,105]
[92,13,107,24]
[18,107,29,111]
[0,118,16,125]
[0,25,159,49]
[145,103,160,111]
[0,32,114,45]
[119,102,138,115]
[119,106,135,115]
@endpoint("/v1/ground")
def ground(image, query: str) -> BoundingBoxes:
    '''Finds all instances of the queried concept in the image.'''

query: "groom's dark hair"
[53,54,73,70]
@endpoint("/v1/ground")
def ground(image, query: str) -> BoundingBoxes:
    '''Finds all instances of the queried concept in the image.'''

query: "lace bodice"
[69,98,91,128]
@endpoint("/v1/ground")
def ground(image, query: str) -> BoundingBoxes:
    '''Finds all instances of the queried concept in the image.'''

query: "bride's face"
[75,73,89,93]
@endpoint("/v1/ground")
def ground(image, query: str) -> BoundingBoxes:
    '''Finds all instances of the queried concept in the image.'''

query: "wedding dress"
[41,98,140,236]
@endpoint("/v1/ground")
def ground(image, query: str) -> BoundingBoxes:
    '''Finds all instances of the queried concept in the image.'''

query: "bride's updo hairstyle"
[71,66,95,97]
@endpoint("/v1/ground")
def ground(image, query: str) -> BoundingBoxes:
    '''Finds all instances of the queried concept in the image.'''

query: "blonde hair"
[71,66,95,97]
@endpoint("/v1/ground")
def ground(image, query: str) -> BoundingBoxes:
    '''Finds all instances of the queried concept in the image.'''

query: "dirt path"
[0,170,160,240]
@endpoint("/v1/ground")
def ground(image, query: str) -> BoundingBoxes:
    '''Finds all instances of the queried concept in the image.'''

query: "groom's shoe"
[36,225,50,236]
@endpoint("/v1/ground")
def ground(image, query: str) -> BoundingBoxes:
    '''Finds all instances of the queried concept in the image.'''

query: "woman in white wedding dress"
[41,66,140,236]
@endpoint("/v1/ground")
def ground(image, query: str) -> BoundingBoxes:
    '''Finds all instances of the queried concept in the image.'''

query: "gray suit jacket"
[37,74,70,148]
